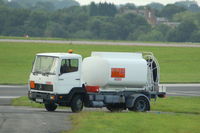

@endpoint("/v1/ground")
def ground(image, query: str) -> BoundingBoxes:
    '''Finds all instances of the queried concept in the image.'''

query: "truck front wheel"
[45,103,57,112]
[71,95,83,113]
[128,96,150,112]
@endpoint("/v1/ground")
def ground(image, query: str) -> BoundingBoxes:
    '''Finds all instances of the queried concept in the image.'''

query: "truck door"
[57,58,81,94]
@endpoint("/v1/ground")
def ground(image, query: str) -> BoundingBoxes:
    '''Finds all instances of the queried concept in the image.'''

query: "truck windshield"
[32,56,58,75]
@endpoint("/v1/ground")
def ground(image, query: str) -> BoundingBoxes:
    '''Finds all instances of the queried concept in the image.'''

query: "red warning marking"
[111,68,125,78]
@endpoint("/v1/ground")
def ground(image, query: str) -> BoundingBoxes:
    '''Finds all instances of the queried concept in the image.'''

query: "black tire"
[45,103,57,112]
[128,96,150,112]
[71,95,83,113]
[106,104,124,112]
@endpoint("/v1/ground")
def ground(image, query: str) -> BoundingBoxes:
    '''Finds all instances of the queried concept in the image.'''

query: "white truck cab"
[30,53,82,93]
[28,51,165,112]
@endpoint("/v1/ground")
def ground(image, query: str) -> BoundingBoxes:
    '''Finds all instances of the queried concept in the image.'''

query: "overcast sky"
[76,0,200,6]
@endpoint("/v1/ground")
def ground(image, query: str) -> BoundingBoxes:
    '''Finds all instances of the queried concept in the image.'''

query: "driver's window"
[60,59,78,74]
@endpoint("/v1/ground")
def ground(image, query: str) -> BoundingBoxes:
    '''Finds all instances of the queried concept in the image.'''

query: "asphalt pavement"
[0,85,27,105]
[0,39,200,47]
[165,84,200,97]
[0,84,200,106]
[0,106,72,133]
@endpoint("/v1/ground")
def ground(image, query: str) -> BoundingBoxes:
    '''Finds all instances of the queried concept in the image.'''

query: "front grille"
[32,84,53,91]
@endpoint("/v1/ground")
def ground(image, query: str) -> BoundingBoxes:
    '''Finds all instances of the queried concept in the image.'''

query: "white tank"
[81,52,147,90]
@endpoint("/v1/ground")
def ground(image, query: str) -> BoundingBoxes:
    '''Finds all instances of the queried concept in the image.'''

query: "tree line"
[0,0,200,42]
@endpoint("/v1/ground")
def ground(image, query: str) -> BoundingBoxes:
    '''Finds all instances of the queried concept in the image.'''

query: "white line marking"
[0,96,20,99]
[0,85,27,88]
[162,84,200,87]
[167,92,200,96]
[167,91,200,94]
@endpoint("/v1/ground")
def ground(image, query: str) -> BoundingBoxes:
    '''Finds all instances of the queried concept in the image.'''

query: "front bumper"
[28,91,55,104]
[28,91,69,106]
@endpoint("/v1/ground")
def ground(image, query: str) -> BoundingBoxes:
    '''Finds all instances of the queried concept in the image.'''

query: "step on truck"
[28,50,164,112]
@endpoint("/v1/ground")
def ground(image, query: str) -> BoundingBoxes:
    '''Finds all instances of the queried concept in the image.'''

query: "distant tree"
[33,2,55,11]
[176,20,197,41]
[88,17,103,38]
[89,2,117,17]
[6,0,79,10]
[123,3,136,10]
[44,21,67,37]
[0,5,8,34]
[137,30,165,41]
[190,31,200,42]
[0,0,4,5]
[160,4,187,19]
[147,2,164,10]
[166,29,178,42]
[154,24,171,37]
[167,20,197,42]
[6,1,22,8]
[10,0,33,8]
[89,2,98,16]
[127,25,151,40]
[175,1,200,12]
[71,30,93,39]
[24,10,49,36]
[114,13,149,40]
[99,21,118,39]
[53,0,80,10]
[173,11,200,29]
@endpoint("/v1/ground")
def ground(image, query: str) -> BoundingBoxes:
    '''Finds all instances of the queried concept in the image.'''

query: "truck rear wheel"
[45,103,57,112]
[128,96,150,112]
[71,95,83,113]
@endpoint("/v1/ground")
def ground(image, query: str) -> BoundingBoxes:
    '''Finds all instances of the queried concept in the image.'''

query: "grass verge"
[12,96,44,108]
[152,96,200,114]
[68,111,200,133]
[1,42,200,84]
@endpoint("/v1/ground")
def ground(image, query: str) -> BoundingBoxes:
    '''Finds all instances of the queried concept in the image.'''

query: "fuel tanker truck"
[28,51,163,112]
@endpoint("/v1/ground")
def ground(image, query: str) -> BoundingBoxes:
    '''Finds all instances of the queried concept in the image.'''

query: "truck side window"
[60,59,78,74]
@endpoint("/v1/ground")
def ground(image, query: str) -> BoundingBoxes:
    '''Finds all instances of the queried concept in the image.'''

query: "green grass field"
[12,96,44,108]
[0,41,200,84]
[68,111,200,133]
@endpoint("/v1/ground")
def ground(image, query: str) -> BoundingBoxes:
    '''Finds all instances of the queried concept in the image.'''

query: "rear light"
[30,81,35,89]
[85,86,100,93]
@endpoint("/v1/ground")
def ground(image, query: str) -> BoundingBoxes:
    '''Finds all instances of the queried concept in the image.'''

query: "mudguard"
[126,93,150,108]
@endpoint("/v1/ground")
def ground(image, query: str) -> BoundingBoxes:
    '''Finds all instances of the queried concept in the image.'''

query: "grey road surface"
[0,85,27,105]
[0,106,71,133]
[0,39,200,47]
[165,84,200,97]
[0,84,200,105]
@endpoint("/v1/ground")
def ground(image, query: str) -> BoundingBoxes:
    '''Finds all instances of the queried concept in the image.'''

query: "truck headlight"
[30,81,35,89]
[50,95,55,100]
